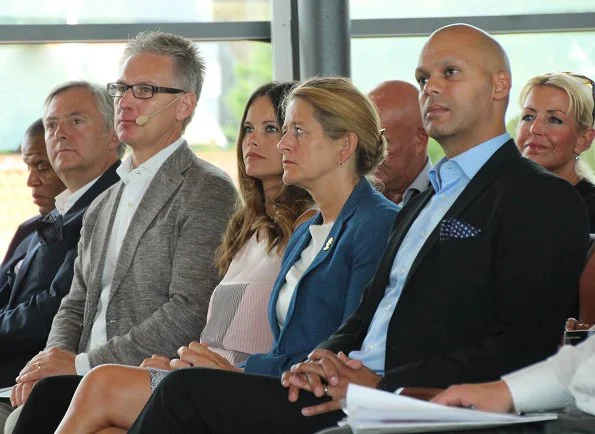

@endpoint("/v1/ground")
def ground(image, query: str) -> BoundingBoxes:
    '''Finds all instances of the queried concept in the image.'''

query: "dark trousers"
[129,368,344,434]
[0,352,36,388]
[12,375,82,434]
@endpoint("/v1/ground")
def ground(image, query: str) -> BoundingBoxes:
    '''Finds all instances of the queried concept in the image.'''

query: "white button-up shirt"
[504,333,595,416]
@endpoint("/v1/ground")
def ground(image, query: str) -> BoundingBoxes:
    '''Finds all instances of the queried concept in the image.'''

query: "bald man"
[370,81,431,205]
[125,24,589,434]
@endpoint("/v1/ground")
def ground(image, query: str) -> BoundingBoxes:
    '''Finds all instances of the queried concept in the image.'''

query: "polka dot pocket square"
[439,217,482,241]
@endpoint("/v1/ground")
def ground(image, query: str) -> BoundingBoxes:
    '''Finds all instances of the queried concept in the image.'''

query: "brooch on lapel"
[322,236,334,251]
[439,218,482,241]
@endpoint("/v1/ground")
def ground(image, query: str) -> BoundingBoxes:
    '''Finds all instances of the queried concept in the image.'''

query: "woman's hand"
[169,341,241,372]
[140,355,173,370]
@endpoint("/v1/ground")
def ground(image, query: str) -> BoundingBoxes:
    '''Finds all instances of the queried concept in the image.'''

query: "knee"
[76,365,128,400]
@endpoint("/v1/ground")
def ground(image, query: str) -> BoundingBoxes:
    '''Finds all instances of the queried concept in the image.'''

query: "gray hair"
[43,81,125,157]
[122,31,206,129]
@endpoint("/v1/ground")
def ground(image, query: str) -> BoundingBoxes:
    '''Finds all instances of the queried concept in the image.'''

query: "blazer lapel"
[401,140,520,290]
[277,179,371,337]
[108,144,192,299]
[66,161,121,218]
[268,214,319,338]
[9,233,43,291]
[88,184,123,298]
[442,140,518,220]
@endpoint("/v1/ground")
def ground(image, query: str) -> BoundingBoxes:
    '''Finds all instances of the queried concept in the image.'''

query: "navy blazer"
[320,140,589,390]
[0,162,120,357]
[0,216,39,291]
[243,179,398,376]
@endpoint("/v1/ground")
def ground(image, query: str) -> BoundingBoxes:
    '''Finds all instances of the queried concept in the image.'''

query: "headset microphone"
[135,96,180,126]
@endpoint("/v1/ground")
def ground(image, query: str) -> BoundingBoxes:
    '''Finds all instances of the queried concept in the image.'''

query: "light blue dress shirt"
[349,133,511,374]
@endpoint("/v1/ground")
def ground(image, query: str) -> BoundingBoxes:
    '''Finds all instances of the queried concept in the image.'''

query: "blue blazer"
[243,178,398,376]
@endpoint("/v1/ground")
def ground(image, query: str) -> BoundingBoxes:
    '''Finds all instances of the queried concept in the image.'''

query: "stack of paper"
[341,384,557,433]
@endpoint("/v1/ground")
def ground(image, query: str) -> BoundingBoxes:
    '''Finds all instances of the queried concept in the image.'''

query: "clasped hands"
[11,347,77,407]
[281,349,381,416]
[141,341,242,372]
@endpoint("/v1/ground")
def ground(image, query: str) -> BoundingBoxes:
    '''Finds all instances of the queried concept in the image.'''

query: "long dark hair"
[216,82,314,274]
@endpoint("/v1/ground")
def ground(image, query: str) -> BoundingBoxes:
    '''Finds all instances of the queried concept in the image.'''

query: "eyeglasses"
[106,83,185,99]
[547,72,595,120]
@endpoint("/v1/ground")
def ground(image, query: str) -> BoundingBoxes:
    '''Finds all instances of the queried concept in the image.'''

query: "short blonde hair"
[520,72,594,130]
[285,76,386,177]
[520,72,595,182]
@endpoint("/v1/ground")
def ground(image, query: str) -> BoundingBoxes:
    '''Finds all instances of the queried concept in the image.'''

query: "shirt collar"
[429,133,510,192]
[54,176,99,215]
[117,137,185,184]
[406,157,433,194]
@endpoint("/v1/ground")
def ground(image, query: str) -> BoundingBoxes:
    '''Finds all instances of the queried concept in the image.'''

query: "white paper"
[0,386,13,399]
[343,384,557,433]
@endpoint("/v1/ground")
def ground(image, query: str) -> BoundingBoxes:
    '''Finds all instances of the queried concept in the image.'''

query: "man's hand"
[10,380,37,407]
[140,355,173,370]
[431,381,515,413]
[282,349,380,416]
[169,341,241,372]
[16,347,77,384]
[10,347,77,407]
[565,317,592,331]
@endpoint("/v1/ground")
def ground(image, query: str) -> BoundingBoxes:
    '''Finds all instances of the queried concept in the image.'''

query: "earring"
[337,159,345,167]
[575,153,581,160]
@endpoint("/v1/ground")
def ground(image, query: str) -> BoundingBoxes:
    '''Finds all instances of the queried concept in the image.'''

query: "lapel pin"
[323,236,334,251]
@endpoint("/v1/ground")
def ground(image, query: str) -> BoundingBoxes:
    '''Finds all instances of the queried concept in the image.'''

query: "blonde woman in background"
[517,72,595,229]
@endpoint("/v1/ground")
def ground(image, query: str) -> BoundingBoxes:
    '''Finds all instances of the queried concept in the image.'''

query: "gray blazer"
[46,143,237,367]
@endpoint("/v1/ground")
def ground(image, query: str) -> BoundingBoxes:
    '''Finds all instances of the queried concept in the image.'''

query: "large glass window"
[351,31,595,164]
[350,0,595,19]
[0,39,271,252]
[0,0,270,24]
[1,40,271,151]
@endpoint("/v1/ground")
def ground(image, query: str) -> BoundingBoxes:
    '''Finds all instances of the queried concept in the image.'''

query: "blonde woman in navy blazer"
[240,77,398,376]
[243,177,397,376]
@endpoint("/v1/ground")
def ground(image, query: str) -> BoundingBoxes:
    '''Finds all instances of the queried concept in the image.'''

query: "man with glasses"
[6,31,236,431]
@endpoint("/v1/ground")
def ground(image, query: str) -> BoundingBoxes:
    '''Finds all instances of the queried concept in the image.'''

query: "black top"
[575,179,595,232]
